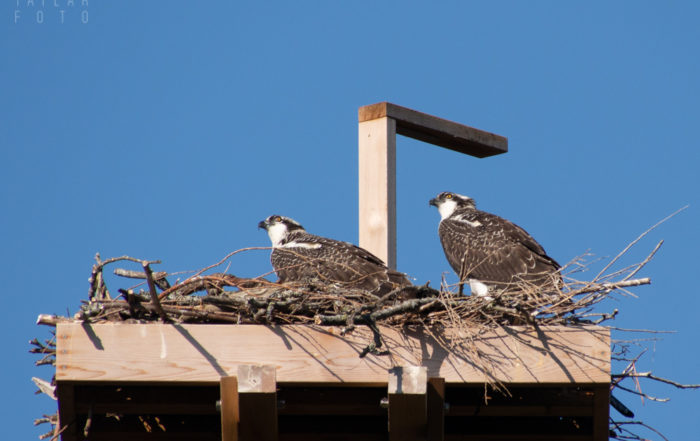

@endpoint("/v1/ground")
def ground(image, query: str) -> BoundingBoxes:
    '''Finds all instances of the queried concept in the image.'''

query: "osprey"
[258,215,411,294]
[429,192,560,297]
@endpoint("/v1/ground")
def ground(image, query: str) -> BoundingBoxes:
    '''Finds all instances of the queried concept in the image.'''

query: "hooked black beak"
[429,198,438,207]
[257,220,267,229]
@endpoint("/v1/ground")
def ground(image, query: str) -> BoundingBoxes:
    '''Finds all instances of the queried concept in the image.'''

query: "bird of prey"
[258,215,411,294]
[429,191,561,297]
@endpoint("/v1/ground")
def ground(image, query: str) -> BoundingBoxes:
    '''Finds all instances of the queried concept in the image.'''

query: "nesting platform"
[55,323,610,441]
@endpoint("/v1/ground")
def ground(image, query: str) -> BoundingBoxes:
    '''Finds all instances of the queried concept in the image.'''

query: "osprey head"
[258,215,305,247]
[429,191,476,220]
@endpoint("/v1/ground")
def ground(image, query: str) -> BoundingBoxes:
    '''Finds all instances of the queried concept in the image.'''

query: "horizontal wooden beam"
[358,102,507,158]
[56,324,609,385]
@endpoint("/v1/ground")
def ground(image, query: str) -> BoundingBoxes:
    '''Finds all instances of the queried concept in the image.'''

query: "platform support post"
[220,376,239,441]
[237,365,278,441]
[593,384,610,441]
[359,116,397,269]
[388,366,428,441]
[56,382,77,441]
[427,377,445,441]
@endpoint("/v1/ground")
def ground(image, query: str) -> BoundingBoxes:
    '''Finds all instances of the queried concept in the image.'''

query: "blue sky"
[2,1,699,439]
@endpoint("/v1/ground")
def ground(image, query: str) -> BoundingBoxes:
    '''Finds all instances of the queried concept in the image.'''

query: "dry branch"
[613,372,700,389]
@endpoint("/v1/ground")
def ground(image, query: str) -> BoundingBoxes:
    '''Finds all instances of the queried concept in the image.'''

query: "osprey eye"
[445,193,452,199]
[274,216,282,222]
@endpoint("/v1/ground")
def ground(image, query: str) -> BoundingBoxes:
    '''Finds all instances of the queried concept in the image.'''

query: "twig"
[570,278,651,296]
[613,383,669,402]
[156,247,273,300]
[47,424,68,441]
[612,371,700,389]
[610,394,635,416]
[143,262,168,322]
[622,240,663,282]
[610,420,670,441]
[593,205,687,282]
[36,314,71,327]
[83,405,92,438]
[88,254,161,300]
[31,377,56,400]
[114,268,170,290]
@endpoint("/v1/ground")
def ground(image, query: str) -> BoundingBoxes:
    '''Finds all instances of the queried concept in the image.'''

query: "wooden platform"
[54,323,610,441]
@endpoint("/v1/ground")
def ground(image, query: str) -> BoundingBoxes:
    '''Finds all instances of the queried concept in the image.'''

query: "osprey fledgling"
[258,215,411,294]
[429,192,561,297]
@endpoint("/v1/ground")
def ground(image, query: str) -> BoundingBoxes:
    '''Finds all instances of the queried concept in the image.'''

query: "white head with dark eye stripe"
[429,192,476,220]
[258,215,305,247]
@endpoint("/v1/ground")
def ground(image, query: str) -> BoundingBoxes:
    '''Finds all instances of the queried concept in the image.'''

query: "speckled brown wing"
[438,209,559,288]
[270,230,411,294]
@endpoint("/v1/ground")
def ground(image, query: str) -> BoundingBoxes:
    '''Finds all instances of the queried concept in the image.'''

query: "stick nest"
[44,251,649,331]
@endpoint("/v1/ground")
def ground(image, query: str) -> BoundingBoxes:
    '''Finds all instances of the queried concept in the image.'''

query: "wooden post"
[56,382,77,441]
[388,366,428,441]
[427,377,445,441]
[358,102,508,269]
[237,365,278,441]
[220,376,239,441]
[593,384,610,441]
[358,116,397,268]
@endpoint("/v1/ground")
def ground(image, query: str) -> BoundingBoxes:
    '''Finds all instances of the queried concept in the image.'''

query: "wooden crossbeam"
[358,102,507,268]
[359,102,508,157]
[55,324,610,384]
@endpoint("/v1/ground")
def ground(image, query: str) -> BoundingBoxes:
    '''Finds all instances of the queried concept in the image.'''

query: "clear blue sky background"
[2,2,699,439]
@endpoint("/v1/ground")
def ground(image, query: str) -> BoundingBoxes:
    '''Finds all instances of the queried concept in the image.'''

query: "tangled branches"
[32,215,698,440]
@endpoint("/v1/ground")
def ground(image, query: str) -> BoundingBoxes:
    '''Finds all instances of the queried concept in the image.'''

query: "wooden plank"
[220,376,239,441]
[237,365,278,441]
[443,436,591,441]
[388,366,427,441]
[55,323,610,384]
[278,386,386,415]
[359,102,507,158]
[592,385,610,441]
[73,384,219,415]
[447,405,594,417]
[427,378,445,441]
[358,116,397,268]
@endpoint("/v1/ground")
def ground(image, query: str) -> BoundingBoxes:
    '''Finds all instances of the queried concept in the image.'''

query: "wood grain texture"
[389,393,427,441]
[220,376,239,441]
[56,324,609,385]
[358,102,508,158]
[358,116,397,268]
